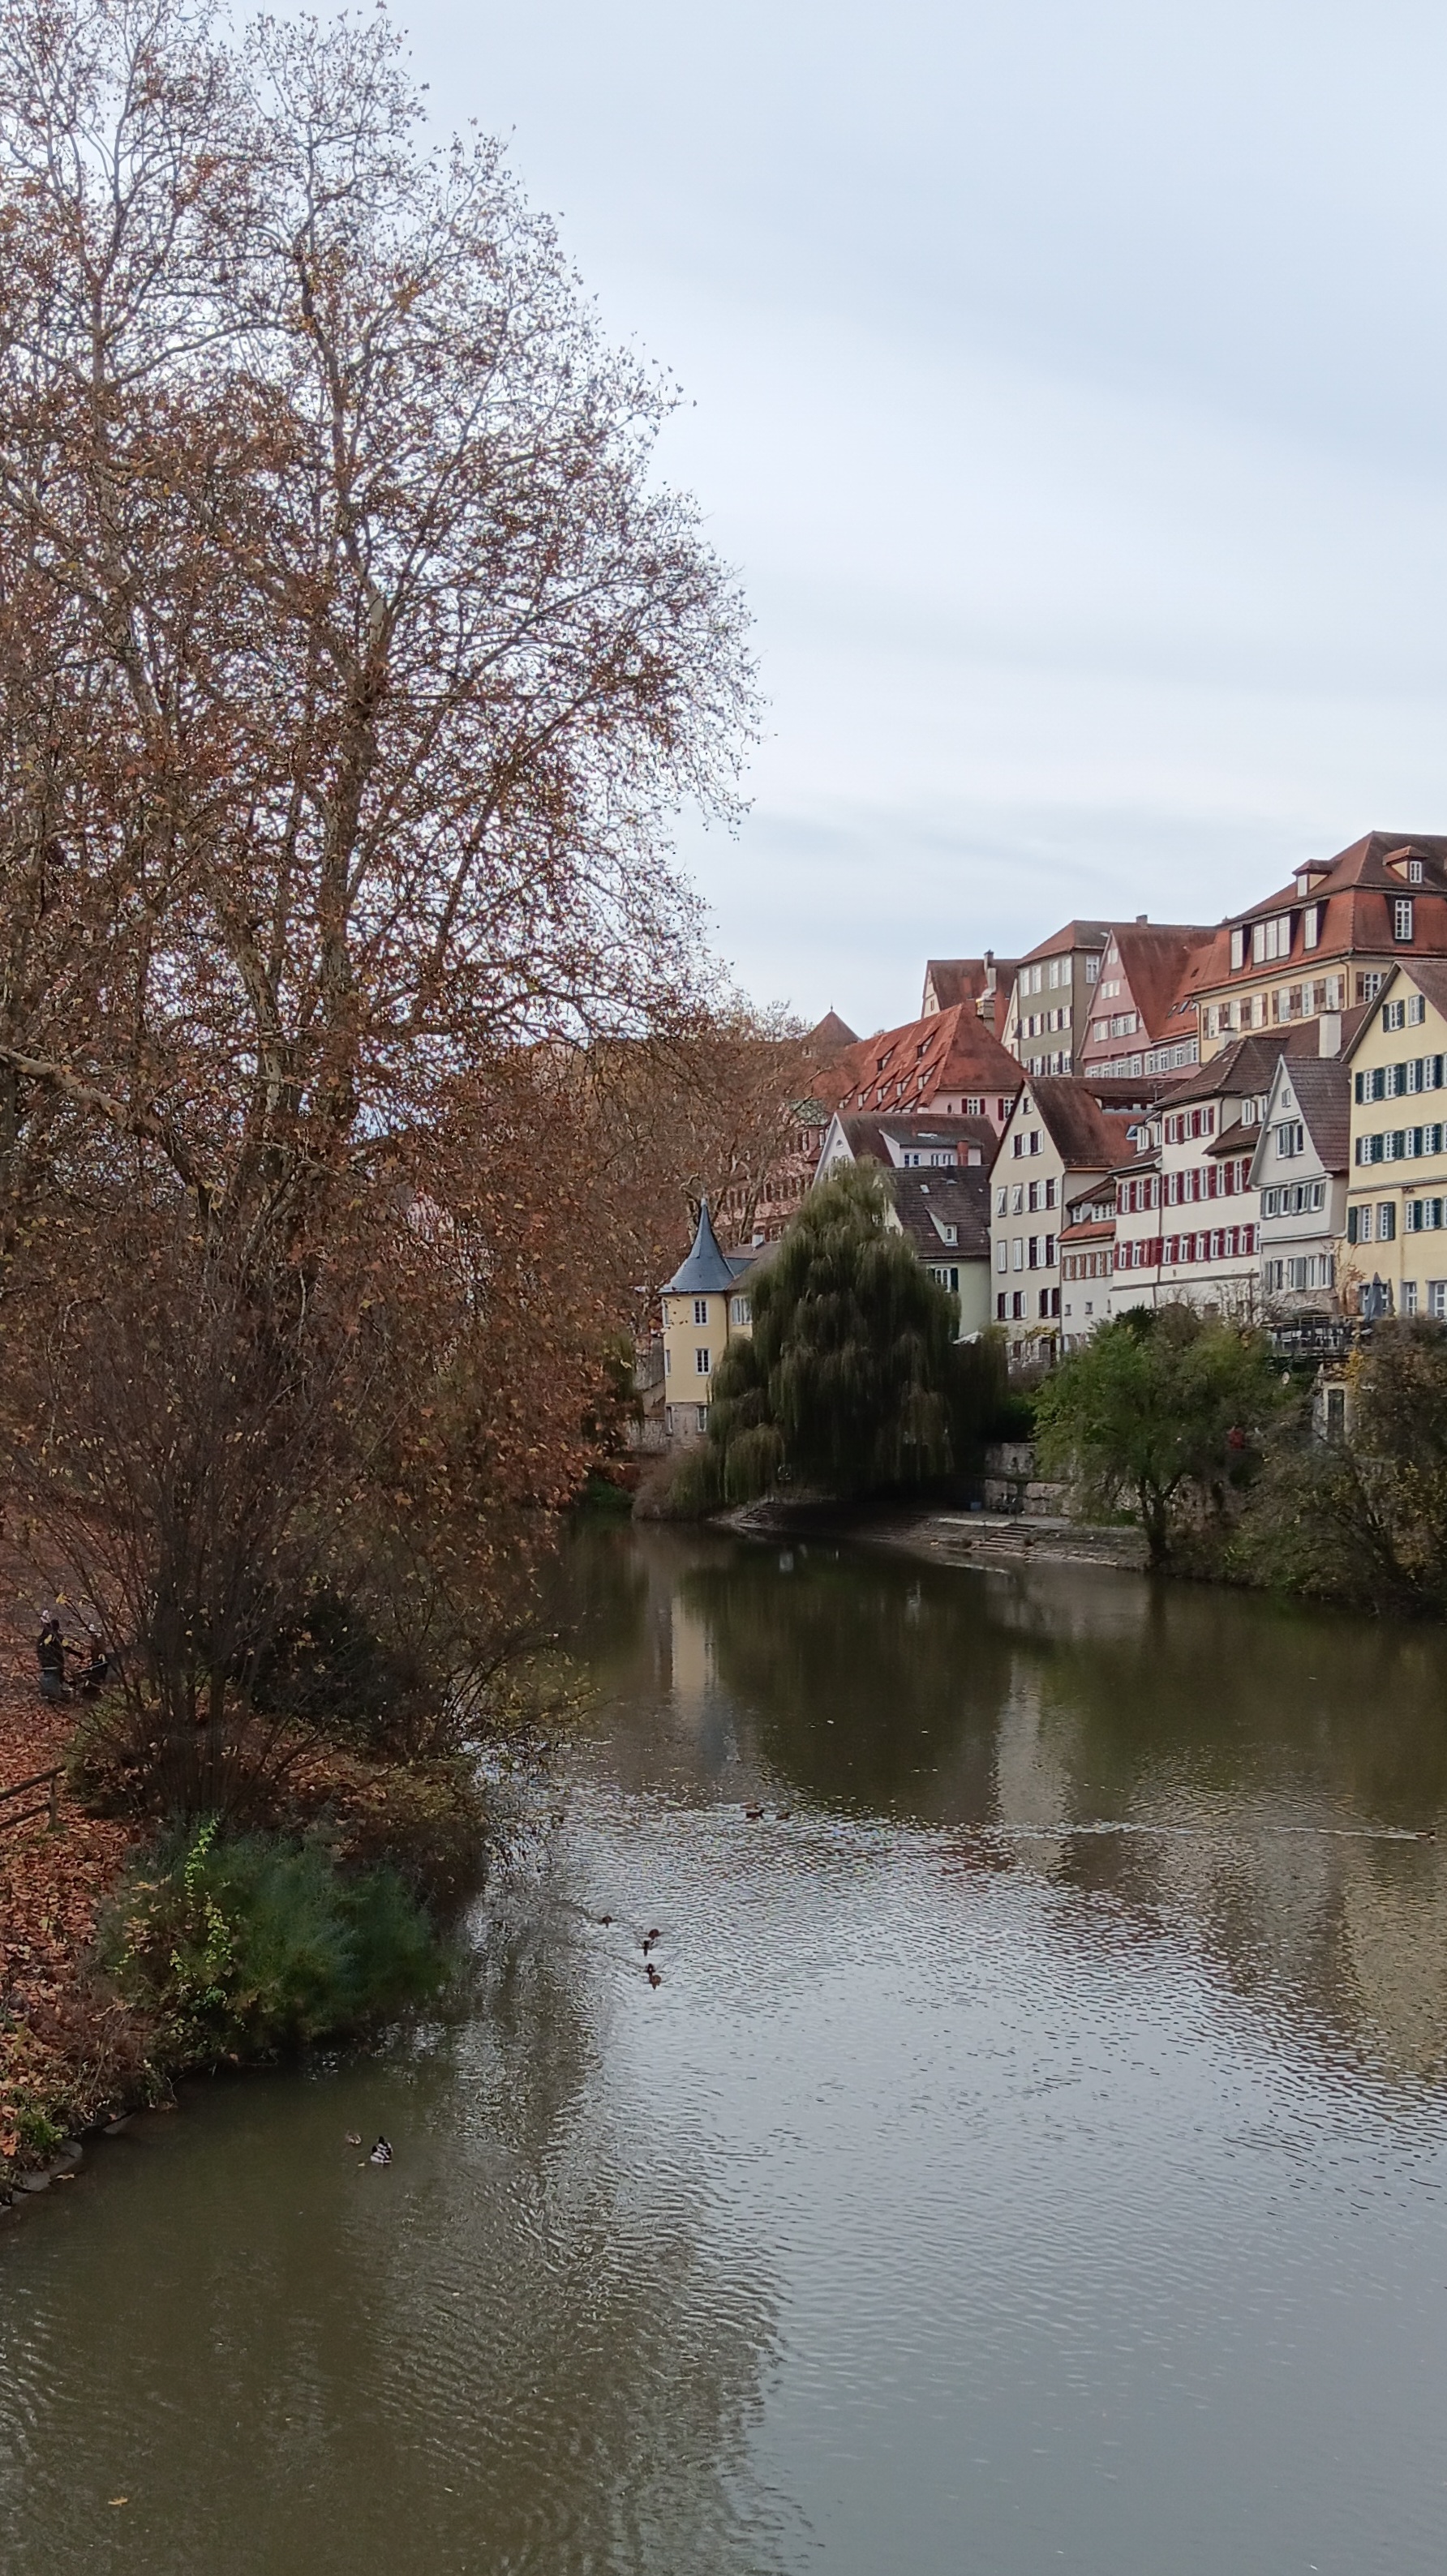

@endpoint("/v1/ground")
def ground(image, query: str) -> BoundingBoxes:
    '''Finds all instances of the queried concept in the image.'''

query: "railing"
[0,1766,62,1835]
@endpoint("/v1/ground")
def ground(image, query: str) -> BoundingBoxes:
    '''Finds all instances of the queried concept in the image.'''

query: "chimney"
[1318,1012,1342,1059]
[1136,912,1148,924]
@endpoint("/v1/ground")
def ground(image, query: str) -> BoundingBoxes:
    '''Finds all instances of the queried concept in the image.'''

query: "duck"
[345,2132,362,2149]
[646,1964,663,1988]
[745,1805,764,1821]
[369,2137,393,2166]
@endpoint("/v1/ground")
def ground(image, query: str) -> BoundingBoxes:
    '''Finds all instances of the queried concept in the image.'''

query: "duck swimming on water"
[369,2137,393,2166]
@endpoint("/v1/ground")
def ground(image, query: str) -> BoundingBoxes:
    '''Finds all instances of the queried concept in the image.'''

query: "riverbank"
[0,1563,489,2206]
[0,1632,146,2190]
[716,1495,1149,1572]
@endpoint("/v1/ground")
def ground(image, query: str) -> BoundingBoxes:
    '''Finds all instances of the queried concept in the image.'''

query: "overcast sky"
[395,1,1447,1034]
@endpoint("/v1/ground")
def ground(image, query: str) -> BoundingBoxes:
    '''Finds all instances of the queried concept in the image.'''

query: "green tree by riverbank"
[676,1166,1006,1507]
[1034,1305,1282,1568]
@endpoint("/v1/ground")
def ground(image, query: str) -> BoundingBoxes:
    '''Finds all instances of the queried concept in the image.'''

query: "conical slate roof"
[663,1198,736,1295]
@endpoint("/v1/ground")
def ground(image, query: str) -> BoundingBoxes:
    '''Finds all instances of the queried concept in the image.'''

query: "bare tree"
[0,0,758,1807]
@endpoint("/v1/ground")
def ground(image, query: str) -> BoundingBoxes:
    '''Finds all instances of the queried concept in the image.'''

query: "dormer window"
[1409,858,1424,884]
[1394,898,1415,943]
[1230,926,1247,971]
[1252,914,1291,965]
[1303,903,1320,949]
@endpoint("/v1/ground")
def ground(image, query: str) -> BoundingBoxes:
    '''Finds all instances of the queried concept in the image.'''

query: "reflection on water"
[3,1528,1447,2575]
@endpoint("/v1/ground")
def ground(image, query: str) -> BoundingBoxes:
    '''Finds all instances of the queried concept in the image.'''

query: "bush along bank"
[1,1682,492,2207]
[101,1820,448,2067]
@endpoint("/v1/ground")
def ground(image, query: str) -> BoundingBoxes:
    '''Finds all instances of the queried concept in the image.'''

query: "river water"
[3,1525,1447,2574]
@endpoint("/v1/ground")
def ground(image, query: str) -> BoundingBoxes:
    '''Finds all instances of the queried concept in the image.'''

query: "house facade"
[1107,1034,1325,1320]
[1058,1181,1119,1350]
[1342,960,1447,1321]
[1177,832,1447,1065]
[999,920,1110,1077]
[1076,920,1211,1082]
[1250,1051,1351,1318]
[989,1078,1146,1357]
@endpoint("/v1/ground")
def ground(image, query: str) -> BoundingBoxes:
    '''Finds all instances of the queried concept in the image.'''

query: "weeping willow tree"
[691,1164,1003,1504]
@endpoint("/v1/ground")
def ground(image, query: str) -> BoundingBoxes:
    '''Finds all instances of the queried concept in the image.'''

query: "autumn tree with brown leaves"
[0,0,757,1811]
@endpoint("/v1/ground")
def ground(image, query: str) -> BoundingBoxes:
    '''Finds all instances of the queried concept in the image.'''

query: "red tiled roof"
[1179,834,1447,1007]
[1020,1078,1143,1171]
[829,1111,998,1169]
[818,1003,1023,1117]
[1080,923,1213,1053]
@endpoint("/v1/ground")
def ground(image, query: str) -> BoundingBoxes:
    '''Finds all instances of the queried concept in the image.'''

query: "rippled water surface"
[4,1527,1447,2574]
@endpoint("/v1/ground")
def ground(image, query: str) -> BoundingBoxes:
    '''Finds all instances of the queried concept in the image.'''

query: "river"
[3,1524,1447,2574]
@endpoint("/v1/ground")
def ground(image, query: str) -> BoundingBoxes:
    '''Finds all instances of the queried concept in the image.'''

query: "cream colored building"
[1342,959,1447,1319]
[659,1200,760,1442]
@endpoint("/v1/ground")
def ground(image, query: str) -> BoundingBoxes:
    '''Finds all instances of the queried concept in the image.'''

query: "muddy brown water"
[3,1525,1447,2574]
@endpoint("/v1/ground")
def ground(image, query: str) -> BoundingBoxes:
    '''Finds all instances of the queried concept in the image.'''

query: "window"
[966,1096,985,1117]
[1230,926,1247,971]
[693,1297,708,1326]
[995,1240,1007,1273]
[1011,1185,1024,1215]
[1012,1237,1024,1271]
[1409,995,1427,1026]
[1409,858,1424,884]
[1403,1281,1419,1316]
[995,1186,1007,1216]
[730,1295,750,1325]
[941,1224,958,1246]
[1379,1202,1396,1241]
[1084,954,1100,983]
[1431,1282,1447,1320]
[996,1292,1007,1320]
[695,1347,711,1375]
[1303,903,1320,949]
[1028,1179,1040,1213]
[1252,915,1291,964]
[1028,1236,1040,1270]
[696,1407,708,1434]
[1045,1176,1057,1207]
[1011,1291,1024,1319]
[1358,971,1386,1003]
[663,1347,672,1374]
[1276,1121,1304,1158]
[1383,998,1406,1031]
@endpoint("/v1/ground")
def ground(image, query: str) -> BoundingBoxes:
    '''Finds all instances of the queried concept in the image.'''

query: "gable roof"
[1267,1055,1351,1176]
[1154,1026,1324,1108]
[803,1009,858,1057]
[888,1164,993,1262]
[1016,919,1114,964]
[921,956,1021,1022]
[1341,956,1447,1058]
[827,1110,998,1168]
[1178,834,1447,1009]
[818,1001,1023,1118]
[662,1199,737,1294]
[1018,1076,1145,1170]
[1085,923,1213,1044]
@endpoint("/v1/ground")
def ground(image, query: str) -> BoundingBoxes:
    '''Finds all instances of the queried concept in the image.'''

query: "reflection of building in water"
[669,1592,715,1716]
[1338,1854,1447,2080]
[993,1674,1079,1875]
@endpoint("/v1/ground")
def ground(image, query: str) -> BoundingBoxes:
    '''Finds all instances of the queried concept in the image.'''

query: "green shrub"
[105,1821,445,2063]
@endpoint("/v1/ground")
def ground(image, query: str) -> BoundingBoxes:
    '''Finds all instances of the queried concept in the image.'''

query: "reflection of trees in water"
[0,1877,788,2576]
[671,1538,1447,2086]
